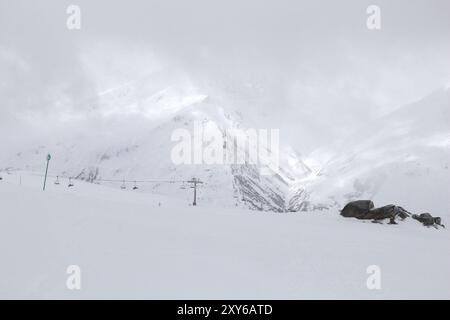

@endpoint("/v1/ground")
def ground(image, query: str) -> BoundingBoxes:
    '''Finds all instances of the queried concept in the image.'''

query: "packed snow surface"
[1,172,449,299]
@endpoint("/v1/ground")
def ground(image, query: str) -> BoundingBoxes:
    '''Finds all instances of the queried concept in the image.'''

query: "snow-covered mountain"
[1,81,314,212]
[2,84,449,215]
[302,86,450,216]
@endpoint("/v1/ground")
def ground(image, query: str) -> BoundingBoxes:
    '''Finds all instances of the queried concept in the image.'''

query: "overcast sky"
[1,0,449,150]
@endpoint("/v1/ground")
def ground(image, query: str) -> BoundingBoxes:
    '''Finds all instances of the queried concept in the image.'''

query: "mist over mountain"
[1,0,450,213]
[2,75,449,214]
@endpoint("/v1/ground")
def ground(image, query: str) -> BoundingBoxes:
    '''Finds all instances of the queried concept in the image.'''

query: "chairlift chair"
[133,181,138,190]
[68,178,74,187]
[121,180,126,190]
[54,176,60,185]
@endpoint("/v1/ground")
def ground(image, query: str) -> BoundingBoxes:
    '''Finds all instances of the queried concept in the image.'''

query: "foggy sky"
[1,0,450,150]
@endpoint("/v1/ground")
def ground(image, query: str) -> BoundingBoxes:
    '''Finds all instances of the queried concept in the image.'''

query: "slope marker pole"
[43,154,51,191]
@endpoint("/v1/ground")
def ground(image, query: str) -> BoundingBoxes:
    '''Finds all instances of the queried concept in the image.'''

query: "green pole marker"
[43,153,51,191]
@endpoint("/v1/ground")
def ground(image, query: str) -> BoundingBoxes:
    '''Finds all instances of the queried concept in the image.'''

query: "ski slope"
[0,172,449,299]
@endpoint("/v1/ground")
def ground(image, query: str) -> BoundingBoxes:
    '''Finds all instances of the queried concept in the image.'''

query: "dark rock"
[341,201,411,224]
[412,213,445,228]
[341,200,374,218]
[341,200,443,228]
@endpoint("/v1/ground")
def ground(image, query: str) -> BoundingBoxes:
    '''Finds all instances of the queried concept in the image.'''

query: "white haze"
[1,0,450,154]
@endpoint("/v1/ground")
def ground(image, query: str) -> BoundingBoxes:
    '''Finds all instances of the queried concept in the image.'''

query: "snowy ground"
[0,172,449,299]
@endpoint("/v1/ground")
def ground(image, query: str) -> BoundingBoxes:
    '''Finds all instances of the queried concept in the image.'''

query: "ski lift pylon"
[222,130,227,149]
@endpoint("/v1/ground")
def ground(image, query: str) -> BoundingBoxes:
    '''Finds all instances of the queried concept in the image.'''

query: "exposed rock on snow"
[341,200,445,228]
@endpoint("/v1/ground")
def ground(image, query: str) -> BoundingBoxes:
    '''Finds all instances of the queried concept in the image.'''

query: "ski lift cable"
[23,171,206,185]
